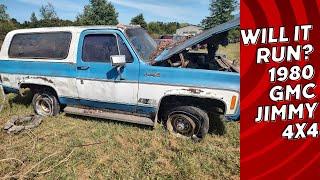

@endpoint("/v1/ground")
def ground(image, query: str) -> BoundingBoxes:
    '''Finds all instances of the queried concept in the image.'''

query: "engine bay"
[152,50,239,73]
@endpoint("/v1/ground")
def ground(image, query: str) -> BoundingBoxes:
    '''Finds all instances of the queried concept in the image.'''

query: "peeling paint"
[25,76,54,84]
[138,98,157,106]
[182,88,204,94]
[2,76,9,82]
[37,77,54,84]
[144,72,160,77]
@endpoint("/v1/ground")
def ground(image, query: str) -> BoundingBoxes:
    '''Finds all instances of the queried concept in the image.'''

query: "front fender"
[160,88,239,116]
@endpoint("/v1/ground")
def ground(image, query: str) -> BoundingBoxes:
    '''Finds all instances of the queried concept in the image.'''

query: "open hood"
[154,16,240,62]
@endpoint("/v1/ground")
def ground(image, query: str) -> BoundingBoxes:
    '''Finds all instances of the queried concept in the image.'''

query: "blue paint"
[0,60,239,92]
[226,106,240,121]
[139,63,240,92]
[76,29,141,81]
[59,97,156,116]
[2,85,19,94]
[0,60,76,78]
[0,30,142,81]
[0,27,240,119]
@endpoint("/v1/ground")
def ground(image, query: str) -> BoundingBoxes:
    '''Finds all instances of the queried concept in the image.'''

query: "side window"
[118,35,133,63]
[82,34,134,63]
[82,34,118,62]
[9,32,71,59]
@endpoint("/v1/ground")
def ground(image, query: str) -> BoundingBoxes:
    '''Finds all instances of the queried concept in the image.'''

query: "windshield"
[125,28,157,61]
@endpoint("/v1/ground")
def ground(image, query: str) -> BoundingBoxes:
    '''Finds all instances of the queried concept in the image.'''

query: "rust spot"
[25,76,54,84]
[2,77,10,82]
[183,88,204,94]
[37,77,54,84]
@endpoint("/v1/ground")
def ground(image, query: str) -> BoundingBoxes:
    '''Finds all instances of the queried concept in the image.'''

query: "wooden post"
[0,84,6,113]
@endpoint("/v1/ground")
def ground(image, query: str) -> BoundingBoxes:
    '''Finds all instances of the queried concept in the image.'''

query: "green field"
[0,94,240,179]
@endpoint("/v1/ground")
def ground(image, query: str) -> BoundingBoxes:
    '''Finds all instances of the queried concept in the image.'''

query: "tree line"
[0,0,238,44]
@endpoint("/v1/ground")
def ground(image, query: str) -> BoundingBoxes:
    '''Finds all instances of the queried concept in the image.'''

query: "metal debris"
[3,115,43,134]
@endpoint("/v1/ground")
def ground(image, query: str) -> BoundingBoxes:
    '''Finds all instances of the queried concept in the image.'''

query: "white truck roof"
[0,25,140,62]
[6,25,140,34]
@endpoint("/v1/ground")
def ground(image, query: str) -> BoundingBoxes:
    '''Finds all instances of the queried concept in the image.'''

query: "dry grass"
[217,43,240,63]
[0,86,4,109]
[0,94,239,179]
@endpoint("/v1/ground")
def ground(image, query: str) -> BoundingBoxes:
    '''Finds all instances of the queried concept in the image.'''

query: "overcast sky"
[0,0,239,25]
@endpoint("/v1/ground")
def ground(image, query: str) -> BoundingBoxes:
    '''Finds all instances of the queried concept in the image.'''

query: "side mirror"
[111,55,126,67]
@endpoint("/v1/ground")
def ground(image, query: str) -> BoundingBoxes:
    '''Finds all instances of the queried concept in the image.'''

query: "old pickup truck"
[0,17,239,140]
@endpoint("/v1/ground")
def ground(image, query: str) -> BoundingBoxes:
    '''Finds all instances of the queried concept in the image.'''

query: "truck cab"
[0,18,239,140]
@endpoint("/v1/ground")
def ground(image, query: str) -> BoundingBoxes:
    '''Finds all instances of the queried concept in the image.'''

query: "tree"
[130,14,147,29]
[30,12,38,23]
[201,0,237,29]
[166,22,180,34]
[39,3,58,20]
[0,4,16,44]
[201,0,238,63]
[0,21,15,38]
[26,12,39,28]
[76,0,118,25]
[147,22,161,38]
[147,21,181,38]
[0,20,16,45]
[228,27,240,42]
[0,4,9,21]
[36,3,73,27]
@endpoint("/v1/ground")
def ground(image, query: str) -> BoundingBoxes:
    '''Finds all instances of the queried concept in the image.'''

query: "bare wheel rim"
[35,94,53,116]
[167,113,196,137]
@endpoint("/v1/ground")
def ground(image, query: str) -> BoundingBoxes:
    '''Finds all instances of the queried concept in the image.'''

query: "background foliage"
[0,0,239,44]
[0,1,240,178]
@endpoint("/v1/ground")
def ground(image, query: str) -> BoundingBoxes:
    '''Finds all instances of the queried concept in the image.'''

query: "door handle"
[77,66,90,70]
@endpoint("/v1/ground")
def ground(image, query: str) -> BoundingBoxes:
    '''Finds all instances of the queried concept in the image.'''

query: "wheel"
[32,89,60,116]
[209,112,226,135]
[164,106,209,140]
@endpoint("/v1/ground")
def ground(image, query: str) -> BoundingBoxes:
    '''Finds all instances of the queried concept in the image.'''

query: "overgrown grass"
[0,94,239,179]
[0,86,4,108]
[217,43,240,63]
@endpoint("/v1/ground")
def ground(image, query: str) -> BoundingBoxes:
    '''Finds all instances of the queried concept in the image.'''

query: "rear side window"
[82,34,133,63]
[9,32,72,59]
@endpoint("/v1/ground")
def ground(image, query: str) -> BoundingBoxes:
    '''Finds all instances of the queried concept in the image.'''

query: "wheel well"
[157,95,226,122]
[20,84,58,98]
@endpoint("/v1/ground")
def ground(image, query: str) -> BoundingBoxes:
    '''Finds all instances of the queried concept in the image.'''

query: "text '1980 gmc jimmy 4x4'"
[0,17,239,140]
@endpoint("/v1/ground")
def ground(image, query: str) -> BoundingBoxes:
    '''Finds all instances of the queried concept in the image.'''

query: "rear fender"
[18,76,59,96]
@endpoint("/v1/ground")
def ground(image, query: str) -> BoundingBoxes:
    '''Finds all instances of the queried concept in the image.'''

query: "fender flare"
[155,89,228,121]
[18,77,60,97]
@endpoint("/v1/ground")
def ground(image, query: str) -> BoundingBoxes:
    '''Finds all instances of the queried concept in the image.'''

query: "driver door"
[75,30,139,113]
